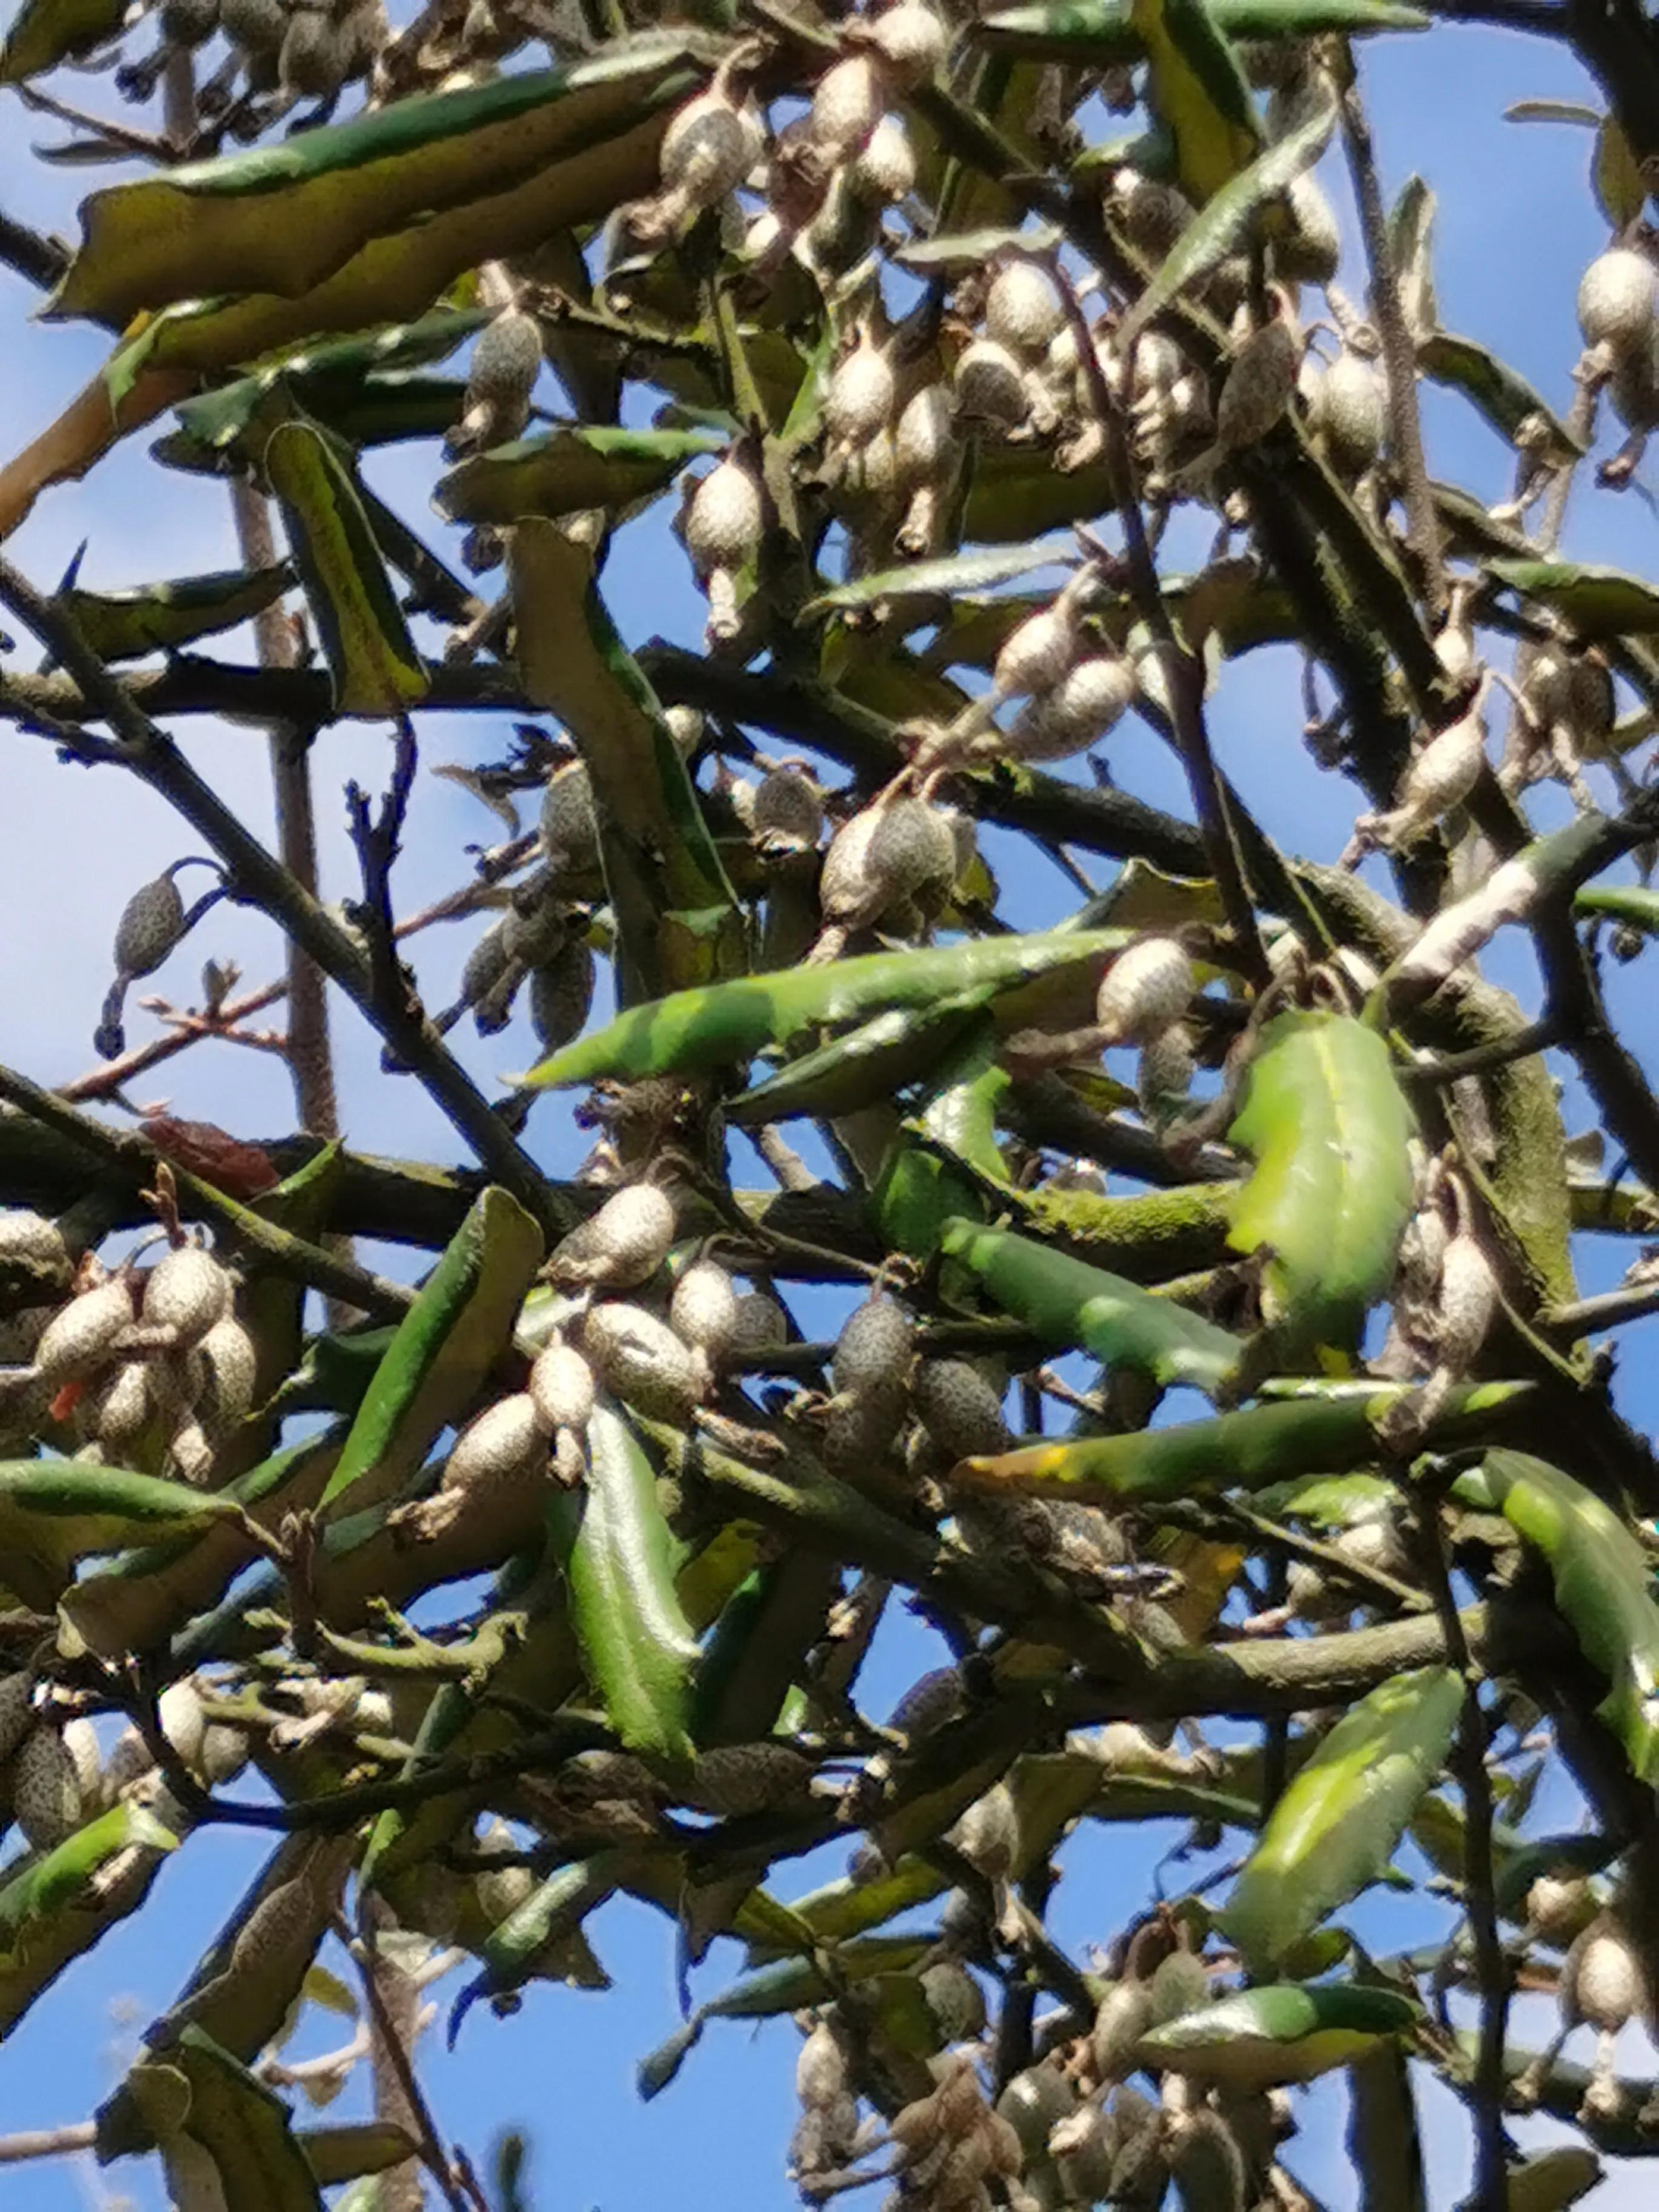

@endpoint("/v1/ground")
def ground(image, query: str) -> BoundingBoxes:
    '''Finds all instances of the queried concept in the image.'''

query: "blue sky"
[2,10,1659,2208]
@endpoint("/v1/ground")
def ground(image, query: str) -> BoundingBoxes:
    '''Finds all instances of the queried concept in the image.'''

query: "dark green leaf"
[435,426,724,527]
[1136,1982,1418,2087]
[1418,334,1581,461]
[976,0,1426,64]
[0,1803,177,1958]
[153,2029,326,2212]
[1486,556,1659,640]
[299,2122,422,2187]
[1221,1668,1462,1975]
[1227,1012,1415,1354]
[57,562,293,662]
[0,0,124,79]
[800,535,1078,622]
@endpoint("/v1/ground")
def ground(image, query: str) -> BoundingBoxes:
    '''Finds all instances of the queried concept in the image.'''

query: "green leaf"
[56,561,293,663]
[1221,1669,1462,1976]
[552,1404,700,1762]
[1119,94,1337,346]
[726,994,991,1125]
[464,1855,620,2016]
[1128,0,1264,205]
[937,1217,1243,1395]
[0,1459,246,1607]
[1576,885,1659,933]
[435,425,725,528]
[317,1187,544,1518]
[52,45,702,332]
[692,1554,838,1748]
[0,1803,177,1960]
[1418,334,1581,461]
[1388,175,1437,344]
[1135,1982,1418,2087]
[507,519,746,1000]
[299,2122,422,2187]
[1227,1012,1415,1354]
[521,927,1131,1090]
[950,1381,1530,1498]
[1486,556,1659,640]
[799,536,1079,622]
[1453,1452,1659,1784]
[976,0,1426,64]
[0,0,124,79]
[59,1428,343,1661]
[159,2030,326,2212]
[961,446,1119,542]
[263,415,426,714]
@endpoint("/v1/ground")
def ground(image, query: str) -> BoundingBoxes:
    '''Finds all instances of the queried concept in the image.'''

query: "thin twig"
[0,2123,98,2165]
[346,719,422,1036]
[1540,1271,1659,1339]
[1338,55,1445,617]
[338,1906,471,2212]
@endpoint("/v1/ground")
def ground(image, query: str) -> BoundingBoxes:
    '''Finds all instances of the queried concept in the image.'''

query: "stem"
[1338,55,1446,619]
[0,2123,98,2165]
[342,1905,460,2212]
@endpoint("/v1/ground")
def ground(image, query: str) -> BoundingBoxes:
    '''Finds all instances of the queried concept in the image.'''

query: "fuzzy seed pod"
[1138,1021,1196,1127]
[474,1817,534,1926]
[456,920,515,1033]
[393,1390,549,1544]
[34,1277,136,1387]
[990,588,1088,708]
[539,760,600,876]
[115,872,187,980]
[833,1291,915,1399]
[192,1315,258,1441]
[445,306,543,457]
[996,2061,1075,2155]
[1527,1872,1595,1950]
[691,1741,815,1815]
[0,1209,70,1279]
[1150,1945,1210,2024]
[1109,169,1195,262]
[685,454,765,645]
[1276,172,1340,284]
[1435,1228,1496,1373]
[888,1664,967,1743]
[528,1336,595,1435]
[1169,2106,1247,2212]
[340,0,388,75]
[221,0,283,47]
[582,1302,706,1421]
[922,1957,987,2043]
[158,1680,207,1774]
[850,113,916,204]
[546,1181,677,1293]
[1308,344,1387,478]
[669,1258,740,1364]
[823,1385,908,1476]
[143,1244,233,1349]
[0,1671,33,1764]
[816,805,886,934]
[14,1723,84,1851]
[797,2019,850,2111]
[914,1358,1010,1462]
[161,0,219,44]
[893,384,960,555]
[1052,2104,1119,2202]
[1096,936,1196,1045]
[865,1,946,85]
[1092,1976,1155,2081]
[1578,246,1658,360]
[280,6,349,97]
[729,1288,789,1362]
[1361,705,1487,849]
[752,766,825,849]
[953,337,1028,429]
[631,84,758,242]
[1008,652,1135,763]
[89,1359,156,1460]
[949,1780,1017,1879]
[808,53,884,163]
[663,704,704,758]
[1564,1914,1642,2032]
[868,794,957,908]
[826,327,898,455]
[985,260,1065,361]
[529,936,596,1056]
[1211,316,1301,457]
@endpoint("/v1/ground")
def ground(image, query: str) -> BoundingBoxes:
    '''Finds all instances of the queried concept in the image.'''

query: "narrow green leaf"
[1227,1012,1415,1354]
[463,1855,620,2019]
[1418,334,1581,461]
[521,928,1130,1090]
[299,2121,421,2187]
[726,994,991,1125]
[1576,885,1659,933]
[950,1381,1530,1498]
[0,1803,177,1959]
[1136,1982,1418,2087]
[1453,1452,1659,1784]
[553,1404,700,1762]
[508,519,746,1000]
[264,416,426,714]
[435,426,725,527]
[799,535,1078,621]
[1131,0,1264,206]
[58,563,293,662]
[960,444,1119,543]
[1119,95,1337,346]
[163,2030,326,2212]
[317,1187,544,1517]
[692,1554,838,1748]
[976,0,1426,64]
[1387,175,1437,343]
[0,1460,245,1606]
[51,45,702,332]
[0,0,124,79]
[938,1216,1242,1395]
[1486,556,1659,640]
[1221,1668,1462,1976]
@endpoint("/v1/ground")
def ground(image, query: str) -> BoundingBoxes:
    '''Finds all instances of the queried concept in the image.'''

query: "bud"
[888,1663,967,1743]
[1108,169,1194,262]
[893,384,961,556]
[1212,315,1301,455]
[1277,172,1340,284]
[922,1957,987,2043]
[1096,936,1195,1045]
[996,2061,1075,2156]
[446,305,543,457]
[1091,1977,1155,2081]
[1434,1227,1497,1374]
[192,1314,258,1440]
[729,1287,789,1362]
[989,577,1091,705]
[796,2018,850,2111]
[1527,1872,1595,1950]
[1168,2106,1247,2212]
[114,871,187,981]
[913,1358,1009,1462]
[1138,1021,1196,1127]
[632,79,759,241]
[850,113,916,204]
[581,1301,706,1422]
[1577,246,1657,360]
[529,935,595,1054]
[1008,652,1135,763]
[89,1358,156,1460]
[34,1277,136,1386]
[864,1,946,86]
[1564,1911,1642,2034]
[833,1290,914,1399]
[221,0,284,52]
[985,260,1065,361]
[528,1336,595,1433]
[545,1181,677,1292]
[826,326,898,458]
[143,1244,233,1349]
[684,452,765,645]
[952,337,1028,429]
[808,53,883,163]
[670,1258,740,1364]
[392,1390,549,1543]
[161,0,219,45]
[0,1209,70,1281]
[1307,343,1386,478]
